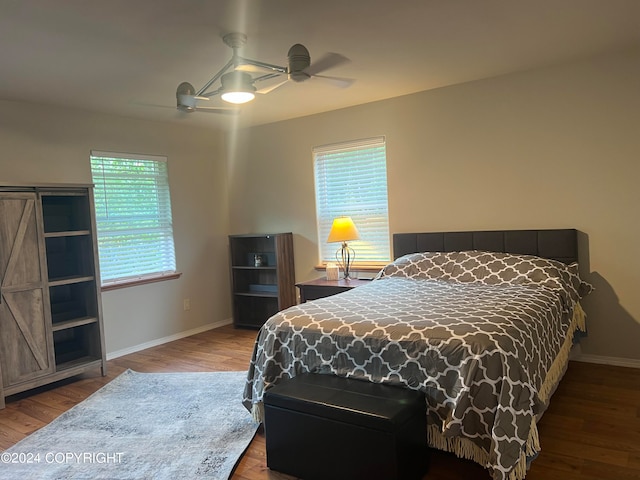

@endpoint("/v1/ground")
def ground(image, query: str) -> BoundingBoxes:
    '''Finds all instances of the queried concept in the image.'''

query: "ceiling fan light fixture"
[221,90,255,104]
[220,71,256,104]
[171,33,352,116]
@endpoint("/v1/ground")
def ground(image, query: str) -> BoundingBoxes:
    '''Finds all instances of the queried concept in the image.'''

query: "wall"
[227,47,640,362]
[0,100,231,355]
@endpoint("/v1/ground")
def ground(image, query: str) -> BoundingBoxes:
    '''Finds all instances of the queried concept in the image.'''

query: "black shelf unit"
[229,233,296,328]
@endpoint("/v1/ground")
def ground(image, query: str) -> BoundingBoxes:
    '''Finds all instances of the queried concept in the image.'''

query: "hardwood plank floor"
[1,324,639,479]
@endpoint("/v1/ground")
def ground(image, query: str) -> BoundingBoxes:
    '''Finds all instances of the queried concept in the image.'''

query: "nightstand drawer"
[296,278,370,303]
[301,285,350,302]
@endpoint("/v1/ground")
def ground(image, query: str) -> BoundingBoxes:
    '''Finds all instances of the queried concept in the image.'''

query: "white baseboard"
[573,353,640,369]
[106,318,233,361]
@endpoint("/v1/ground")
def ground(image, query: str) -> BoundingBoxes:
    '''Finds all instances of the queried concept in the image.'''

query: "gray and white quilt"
[243,251,592,480]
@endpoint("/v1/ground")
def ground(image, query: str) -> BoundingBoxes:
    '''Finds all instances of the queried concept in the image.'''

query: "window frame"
[90,150,180,290]
[313,136,391,270]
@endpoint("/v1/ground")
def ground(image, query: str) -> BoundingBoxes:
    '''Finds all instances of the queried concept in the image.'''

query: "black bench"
[263,373,429,480]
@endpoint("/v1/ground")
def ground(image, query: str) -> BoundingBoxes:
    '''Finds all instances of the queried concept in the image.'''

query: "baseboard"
[106,318,233,360]
[572,353,640,369]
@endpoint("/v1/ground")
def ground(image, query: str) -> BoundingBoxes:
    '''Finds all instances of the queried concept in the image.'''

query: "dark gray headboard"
[393,229,578,264]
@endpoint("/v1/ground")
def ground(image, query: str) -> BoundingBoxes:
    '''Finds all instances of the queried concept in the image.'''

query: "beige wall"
[1,46,637,363]
[0,100,231,354]
[228,47,640,361]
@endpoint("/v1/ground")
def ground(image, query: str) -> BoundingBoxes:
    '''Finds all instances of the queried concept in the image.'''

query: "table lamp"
[327,216,360,279]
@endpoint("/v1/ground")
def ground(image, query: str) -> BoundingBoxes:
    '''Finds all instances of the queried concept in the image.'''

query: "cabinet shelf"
[48,275,95,287]
[232,265,277,270]
[50,280,98,324]
[52,316,98,332]
[45,233,95,281]
[44,230,91,238]
[41,194,91,233]
[56,356,103,372]
[53,322,102,367]
[235,291,279,298]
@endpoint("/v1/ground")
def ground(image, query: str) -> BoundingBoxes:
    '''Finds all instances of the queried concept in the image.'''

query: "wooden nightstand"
[296,278,371,302]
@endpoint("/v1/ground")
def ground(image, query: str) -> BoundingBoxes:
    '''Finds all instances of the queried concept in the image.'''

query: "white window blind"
[314,136,391,265]
[90,151,177,286]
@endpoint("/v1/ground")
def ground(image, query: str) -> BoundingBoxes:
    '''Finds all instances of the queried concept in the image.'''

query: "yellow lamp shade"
[327,216,360,243]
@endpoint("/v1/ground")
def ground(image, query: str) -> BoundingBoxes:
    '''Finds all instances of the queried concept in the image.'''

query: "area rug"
[1,369,258,479]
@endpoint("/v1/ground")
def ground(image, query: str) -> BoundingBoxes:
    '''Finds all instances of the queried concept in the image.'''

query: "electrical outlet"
[183,298,191,311]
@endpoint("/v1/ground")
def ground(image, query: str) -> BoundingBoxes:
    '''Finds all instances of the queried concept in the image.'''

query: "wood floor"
[1,324,639,479]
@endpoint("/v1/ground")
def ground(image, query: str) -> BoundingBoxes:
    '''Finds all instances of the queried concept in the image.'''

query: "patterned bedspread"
[243,251,591,480]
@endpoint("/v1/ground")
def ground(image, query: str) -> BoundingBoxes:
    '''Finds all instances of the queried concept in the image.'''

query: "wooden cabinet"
[229,233,296,328]
[0,185,106,408]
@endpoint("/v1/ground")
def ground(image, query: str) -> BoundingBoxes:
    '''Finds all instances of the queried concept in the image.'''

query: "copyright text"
[1,451,124,464]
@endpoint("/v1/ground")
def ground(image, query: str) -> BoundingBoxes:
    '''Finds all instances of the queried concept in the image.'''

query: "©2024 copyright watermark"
[1,451,124,464]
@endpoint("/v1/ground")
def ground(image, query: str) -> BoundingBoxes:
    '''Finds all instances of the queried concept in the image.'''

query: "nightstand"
[296,278,371,302]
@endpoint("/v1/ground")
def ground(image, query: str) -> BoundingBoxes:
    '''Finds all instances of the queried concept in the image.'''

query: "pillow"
[375,250,593,309]
[374,251,453,281]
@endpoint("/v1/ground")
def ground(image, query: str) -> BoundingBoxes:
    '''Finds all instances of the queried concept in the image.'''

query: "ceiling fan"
[176,32,354,114]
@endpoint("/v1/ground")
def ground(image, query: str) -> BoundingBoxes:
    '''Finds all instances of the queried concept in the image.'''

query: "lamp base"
[336,242,355,280]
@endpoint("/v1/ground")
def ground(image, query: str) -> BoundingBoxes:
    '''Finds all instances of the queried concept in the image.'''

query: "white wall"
[0,100,231,354]
[227,47,640,362]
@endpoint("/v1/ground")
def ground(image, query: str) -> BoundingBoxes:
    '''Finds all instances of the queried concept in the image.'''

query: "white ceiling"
[1,0,639,131]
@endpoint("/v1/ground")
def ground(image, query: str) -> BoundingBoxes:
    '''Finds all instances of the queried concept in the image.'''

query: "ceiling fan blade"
[136,103,190,118]
[133,101,174,110]
[177,94,211,107]
[303,52,350,76]
[311,74,355,89]
[255,79,289,94]
[235,63,285,75]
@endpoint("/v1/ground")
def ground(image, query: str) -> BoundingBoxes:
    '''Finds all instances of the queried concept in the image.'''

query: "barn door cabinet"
[0,184,106,408]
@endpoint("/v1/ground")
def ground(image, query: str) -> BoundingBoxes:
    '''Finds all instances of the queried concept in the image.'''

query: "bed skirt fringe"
[538,302,586,404]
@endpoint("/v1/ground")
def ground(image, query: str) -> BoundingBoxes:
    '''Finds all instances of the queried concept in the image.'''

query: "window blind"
[90,151,177,285]
[314,136,390,265]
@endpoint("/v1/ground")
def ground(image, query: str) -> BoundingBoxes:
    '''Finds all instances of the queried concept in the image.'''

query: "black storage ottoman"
[263,373,429,480]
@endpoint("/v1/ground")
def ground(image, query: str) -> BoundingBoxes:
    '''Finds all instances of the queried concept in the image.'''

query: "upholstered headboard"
[393,229,578,264]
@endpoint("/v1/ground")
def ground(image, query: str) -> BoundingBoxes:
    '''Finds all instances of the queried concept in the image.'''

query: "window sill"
[314,263,387,273]
[100,272,182,291]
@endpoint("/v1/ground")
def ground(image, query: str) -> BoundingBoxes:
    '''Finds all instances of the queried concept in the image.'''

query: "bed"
[242,229,592,480]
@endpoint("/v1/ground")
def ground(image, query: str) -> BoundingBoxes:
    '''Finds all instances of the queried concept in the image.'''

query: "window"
[314,136,390,266]
[90,151,177,287]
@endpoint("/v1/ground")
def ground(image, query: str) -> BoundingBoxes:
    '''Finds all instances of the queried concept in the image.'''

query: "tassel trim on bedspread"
[251,401,264,424]
[427,418,539,480]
